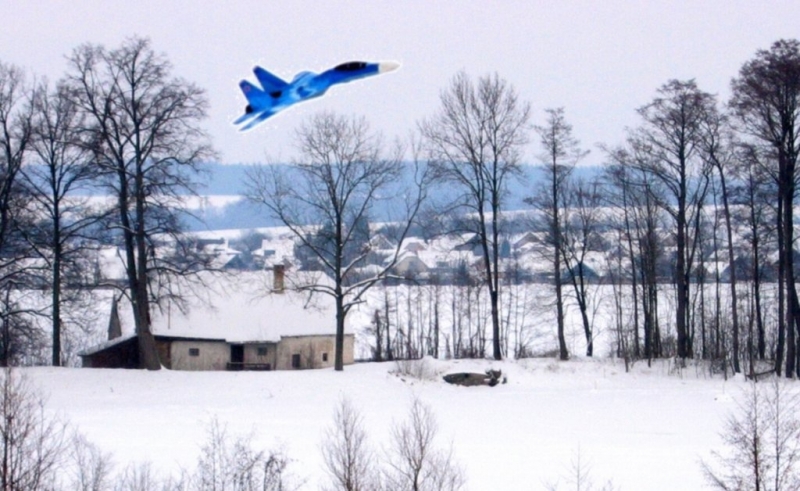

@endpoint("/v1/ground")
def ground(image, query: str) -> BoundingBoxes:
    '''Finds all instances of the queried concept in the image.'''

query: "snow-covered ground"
[25,357,753,490]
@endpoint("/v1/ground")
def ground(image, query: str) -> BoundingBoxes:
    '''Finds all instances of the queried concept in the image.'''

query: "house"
[453,233,483,255]
[369,233,396,251]
[252,237,297,269]
[196,237,243,270]
[392,251,430,278]
[79,269,354,371]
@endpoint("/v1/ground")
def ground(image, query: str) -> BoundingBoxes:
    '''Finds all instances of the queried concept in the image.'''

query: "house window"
[257,347,268,357]
[291,354,301,369]
[322,352,329,362]
[189,348,200,357]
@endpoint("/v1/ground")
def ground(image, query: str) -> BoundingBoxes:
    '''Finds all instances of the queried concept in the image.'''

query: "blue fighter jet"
[234,60,400,131]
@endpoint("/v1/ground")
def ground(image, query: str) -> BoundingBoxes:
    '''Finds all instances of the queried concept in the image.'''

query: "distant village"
[163,219,757,286]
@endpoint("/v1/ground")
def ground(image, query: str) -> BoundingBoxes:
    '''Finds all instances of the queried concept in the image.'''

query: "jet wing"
[253,66,288,95]
[233,108,256,126]
[238,108,279,131]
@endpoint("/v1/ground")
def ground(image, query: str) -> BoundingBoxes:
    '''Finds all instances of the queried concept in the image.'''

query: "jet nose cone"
[379,61,401,73]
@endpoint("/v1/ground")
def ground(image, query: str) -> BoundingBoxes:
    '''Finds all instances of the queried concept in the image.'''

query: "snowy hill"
[187,164,605,232]
[25,357,750,490]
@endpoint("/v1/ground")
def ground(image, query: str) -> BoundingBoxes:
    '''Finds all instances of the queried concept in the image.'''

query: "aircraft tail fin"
[234,81,278,129]
[234,81,267,126]
[253,66,288,94]
[239,80,267,105]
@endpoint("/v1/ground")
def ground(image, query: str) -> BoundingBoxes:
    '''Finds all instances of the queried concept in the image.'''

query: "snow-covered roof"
[201,238,242,269]
[111,271,348,344]
[253,237,297,268]
[79,333,137,356]
[401,238,427,253]
[96,247,127,282]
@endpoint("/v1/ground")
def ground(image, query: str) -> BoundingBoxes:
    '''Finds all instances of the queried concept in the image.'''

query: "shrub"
[702,378,800,491]
[0,368,68,490]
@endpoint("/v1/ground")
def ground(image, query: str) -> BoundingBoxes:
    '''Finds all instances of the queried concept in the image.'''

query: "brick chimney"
[273,264,285,293]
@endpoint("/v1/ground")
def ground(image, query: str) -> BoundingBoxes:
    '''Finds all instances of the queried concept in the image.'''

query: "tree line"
[0,36,213,369]
[261,38,800,378]
[3,36,800,376]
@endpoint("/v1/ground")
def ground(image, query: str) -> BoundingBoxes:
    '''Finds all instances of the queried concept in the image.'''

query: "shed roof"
[110,271,345,344]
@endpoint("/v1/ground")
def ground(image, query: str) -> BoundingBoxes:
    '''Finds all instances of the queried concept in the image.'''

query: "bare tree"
[545,447,619,491]
[419,71,531,361]
[702,110,742,371]
[730,39,800,377]
[114,462,176,491]
[0,62,44,366]
[603,154,639,360]
[64,37,214,370]
[64,432,114,491]
[0,62,33,265]
[0,368,68,490]
[703,378,800,491]
[247,112,425,371]
[19,80,108,366]
[384,398,465,491]
[321,397,380,491]
[561,177,603,356]
[366,308,386,362]
[734,144,775,366]
[527,107,588,360]
[631,79,715,360]
[190,418,296,491]
[603,143,667,363]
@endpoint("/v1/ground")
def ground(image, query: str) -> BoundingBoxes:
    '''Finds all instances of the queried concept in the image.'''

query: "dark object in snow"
[745,368,775,381]
[443,369,506,387]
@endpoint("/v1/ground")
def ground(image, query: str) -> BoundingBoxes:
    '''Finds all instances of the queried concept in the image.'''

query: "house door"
[231,345,244,365]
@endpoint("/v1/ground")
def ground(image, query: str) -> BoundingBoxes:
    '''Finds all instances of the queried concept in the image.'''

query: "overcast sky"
[2,1,799,165]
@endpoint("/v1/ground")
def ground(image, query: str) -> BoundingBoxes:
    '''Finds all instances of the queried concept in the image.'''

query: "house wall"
[395,256,428,277]
[170,340,230,371]
[83,336,351,371]
[276,334,354,370]
[155,339,172,368]
[81,337,139,368]
[243,343,278,369]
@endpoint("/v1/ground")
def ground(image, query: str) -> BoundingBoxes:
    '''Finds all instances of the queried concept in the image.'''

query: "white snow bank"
[23,357,759,490]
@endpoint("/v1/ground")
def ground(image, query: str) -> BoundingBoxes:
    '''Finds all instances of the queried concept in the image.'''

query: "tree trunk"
[135,166,161,371]
[433,290,440,359]
[335,296,345,371]
[553,174,569,361]
[372,309,383,362]
[490,289,501,360]
[134,279,161,370]
[51,237,61,367]
[747,181,766,360]
[622,205,641,358]
[676,202,691,359]
[555,254,568,360]
[781,158,798,378]
[719,172,740,372]
[568,269,593,357]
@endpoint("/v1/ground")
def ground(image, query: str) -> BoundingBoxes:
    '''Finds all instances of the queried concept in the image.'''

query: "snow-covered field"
[26,357,752,490]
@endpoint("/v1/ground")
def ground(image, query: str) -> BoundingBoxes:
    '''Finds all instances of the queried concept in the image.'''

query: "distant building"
[252,237,297,269]
[80,269,354,371]
[196,237,244,270]
[392,251,430,278]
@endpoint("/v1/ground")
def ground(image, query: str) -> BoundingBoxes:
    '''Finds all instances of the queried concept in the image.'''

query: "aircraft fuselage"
[234,60,399,131]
